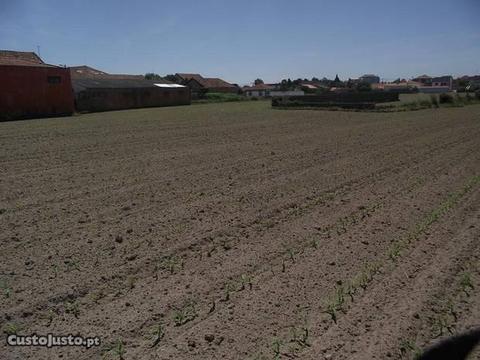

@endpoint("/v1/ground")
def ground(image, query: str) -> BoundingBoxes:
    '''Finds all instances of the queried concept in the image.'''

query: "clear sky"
[1,0,479,84]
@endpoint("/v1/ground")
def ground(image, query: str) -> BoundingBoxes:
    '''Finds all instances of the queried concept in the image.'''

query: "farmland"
[1,101,479,360]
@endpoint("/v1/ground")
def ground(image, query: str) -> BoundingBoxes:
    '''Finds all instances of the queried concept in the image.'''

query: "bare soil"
[1,102,479,359]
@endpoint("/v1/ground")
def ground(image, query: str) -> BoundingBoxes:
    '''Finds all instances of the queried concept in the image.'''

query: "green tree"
[164,74,178,83]
[145,73,163,80]
[254,78,264,85]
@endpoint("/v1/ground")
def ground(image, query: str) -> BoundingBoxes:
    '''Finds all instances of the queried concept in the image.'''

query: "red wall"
[0,65,74,121]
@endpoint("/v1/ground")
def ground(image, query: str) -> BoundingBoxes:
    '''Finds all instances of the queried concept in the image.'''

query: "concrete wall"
[0,65,74,121]
[75,87,191,113]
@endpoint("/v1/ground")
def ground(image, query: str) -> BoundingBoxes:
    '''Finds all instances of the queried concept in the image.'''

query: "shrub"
[439,93,454,104]
[476,90,480,100]
[430,95,439,108]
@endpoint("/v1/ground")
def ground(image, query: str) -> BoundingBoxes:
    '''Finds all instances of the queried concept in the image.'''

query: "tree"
[164,74,178,83]
[254,78,264,85]
[356,81,372,92]
[145,73,163,80]
[334,74,341,83]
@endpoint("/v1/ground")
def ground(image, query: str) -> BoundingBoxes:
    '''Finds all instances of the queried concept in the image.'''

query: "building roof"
[70,65,146,80]
[243,83,275,91]
[204,77,237,88]
[0,50,58,67]
[176,73,205,83]
[72,78,180,92]
[431,75,452,82]
[413,74,432,79]
[177,73,237,89]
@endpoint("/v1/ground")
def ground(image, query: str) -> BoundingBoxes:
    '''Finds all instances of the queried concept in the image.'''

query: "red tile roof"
[177,73,236,89]
[0,50,57,67]
[203,77,237,88]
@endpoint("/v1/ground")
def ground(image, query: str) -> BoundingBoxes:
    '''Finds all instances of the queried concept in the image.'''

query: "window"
[47,76,61,84]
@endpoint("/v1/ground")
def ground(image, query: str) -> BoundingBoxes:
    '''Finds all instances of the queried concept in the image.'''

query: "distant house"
[412,74,432,85]
[175,73,239,98]
[431,76,453,89]
[359,74,380,84]
[71,66,190,112]
[0,50,74,121]
[242,84,305,97]
[412,74,453,92]
[242,84,275,97]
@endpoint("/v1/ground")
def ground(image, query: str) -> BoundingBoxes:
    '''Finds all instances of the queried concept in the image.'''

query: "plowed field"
[1,102,479,359]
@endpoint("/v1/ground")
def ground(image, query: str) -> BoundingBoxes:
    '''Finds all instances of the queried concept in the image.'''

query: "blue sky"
[1,0,479,84]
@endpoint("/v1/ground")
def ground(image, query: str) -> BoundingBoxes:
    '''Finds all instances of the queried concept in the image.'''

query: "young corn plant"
[103,340,126,360]
[239,274,253,291]
[223,281,238,301]
[0,279,12,298]
[149,323,165,348]
[459,272,474,295]
[65,301,80,318]
[431,315,454,338]
[285,248,296,263]
[399,338,422,359]
[158,255,183,275]
[3,322,21,335]
[173,301,197,326]
[290,325,311,350]
[324,285,345,323]
[272,338,283,360]
[388,242,403,261]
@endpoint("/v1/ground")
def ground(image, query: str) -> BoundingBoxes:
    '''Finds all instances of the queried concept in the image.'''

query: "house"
[0,50,74,121]
[358,74,380,84]
[242,84,275,97]
[242,83,305,98]
[412,74,432,85]
[174,73,239,97]
[72,66,190,112]
[431,76,453,90]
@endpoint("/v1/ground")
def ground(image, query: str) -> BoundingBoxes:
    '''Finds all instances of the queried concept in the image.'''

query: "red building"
[0,50,74,121]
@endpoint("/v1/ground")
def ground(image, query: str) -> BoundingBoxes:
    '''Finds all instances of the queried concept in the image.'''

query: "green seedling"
[286,248,296,263]
[149,323,165,348]
[223,281,237,301]
[310,238,319,249]
[432,315,454,338]
[158,255,182,274]
[240,274,253,290]
[3,322,20,335]
[399,339,422,359]
[65,259,80,272]
[324,285,345,323]
[0,279,12,298]
[103,340,126,360]
[43,309,56,326]
[388,242,403,261]
[290,326,310,349]
[173,301,197,326]
[272,338,283,360]
[65,301,80,318]
[460,272,474,295]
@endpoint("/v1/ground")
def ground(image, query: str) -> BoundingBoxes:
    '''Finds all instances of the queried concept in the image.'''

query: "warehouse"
[0,50,74,121]
[73,78,190,113]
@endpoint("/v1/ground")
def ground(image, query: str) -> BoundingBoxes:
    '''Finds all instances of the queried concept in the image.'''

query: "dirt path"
[1,102,479,359]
